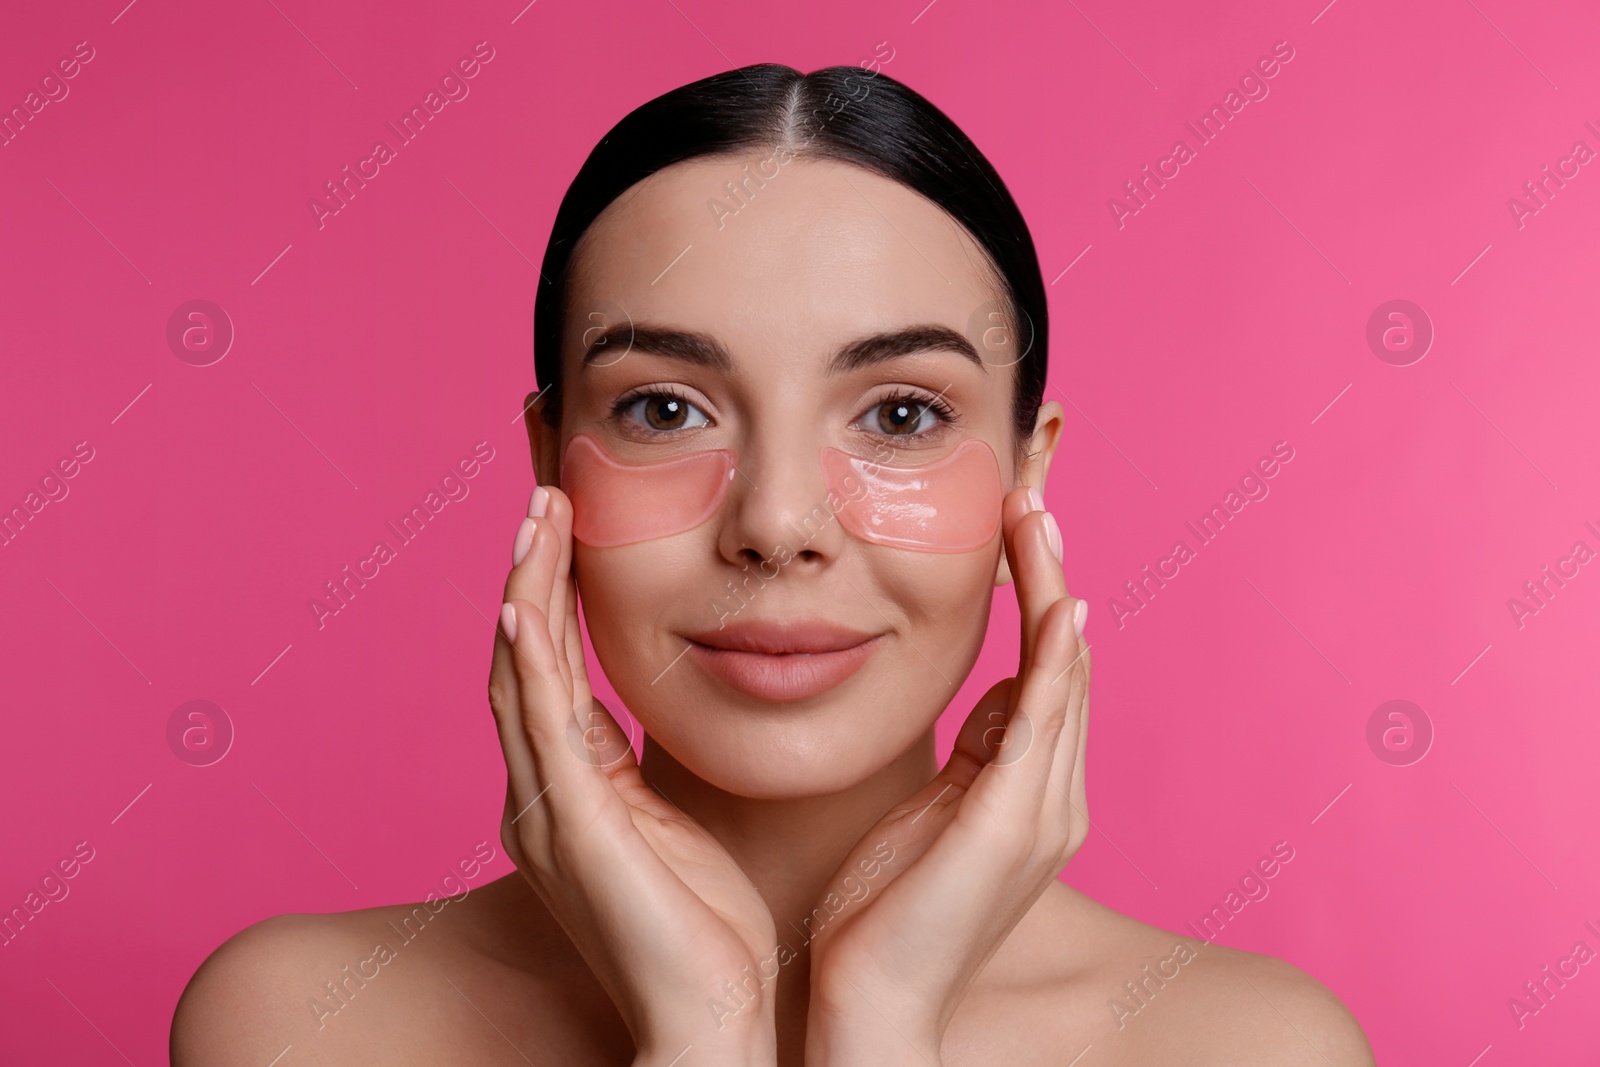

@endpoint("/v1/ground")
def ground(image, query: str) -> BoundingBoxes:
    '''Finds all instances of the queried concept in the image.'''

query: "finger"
[947,675,1021,779]
[1001,486,1069,677]
[499,778,534,870]
[1061,652,1091,846]
[552,587,634,781]
[497,533,565,721]
[959,595,1081,840]
[999,481,1084,826]
[570,692,643,779]
[488,613,551,846]
[505,509,571,696]
[858,676,1018,874]
[824,675,1070,982]
[549,484,616,762]
[495,602,709,931]
[564,572,594,711]
[1040,623,1090,852]
[540,486,578,693]
[921,606,1074,843]
[1074,643,1092,821]
[941,617,1082,833]
[811,612,1089,990]
[498,598,614,821]
[808,676,1045,963]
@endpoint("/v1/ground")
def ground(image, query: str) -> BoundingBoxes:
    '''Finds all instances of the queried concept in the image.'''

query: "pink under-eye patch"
[560,432,736,547]
[558,432,1002,554]
[820,438,1003,553]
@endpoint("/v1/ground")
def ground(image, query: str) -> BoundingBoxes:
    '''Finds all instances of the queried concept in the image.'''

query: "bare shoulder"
[171,876,622,1066]
[171,908,380,1065]
[1122,935,1377,1066]
[960,884,1375,1067]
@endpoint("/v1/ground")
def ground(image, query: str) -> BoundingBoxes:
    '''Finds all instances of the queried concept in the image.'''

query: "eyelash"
[608,387,960,436]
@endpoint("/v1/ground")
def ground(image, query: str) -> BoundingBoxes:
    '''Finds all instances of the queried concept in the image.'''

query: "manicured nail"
[512,517,537,566]
[1026,487,1044,513]
[529,485,550,518]
[500,602,518,643]
[1043,511,1063,563]
[1073,599,1088,637]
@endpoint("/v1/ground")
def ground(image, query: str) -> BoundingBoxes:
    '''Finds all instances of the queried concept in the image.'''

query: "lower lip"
[685,636,882,703]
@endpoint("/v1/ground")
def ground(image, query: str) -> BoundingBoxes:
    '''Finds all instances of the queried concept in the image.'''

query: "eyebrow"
[580,322,985,375]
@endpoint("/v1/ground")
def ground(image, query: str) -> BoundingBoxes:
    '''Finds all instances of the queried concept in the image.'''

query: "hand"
[489,485,780,1066]
[801,487,1091,1065]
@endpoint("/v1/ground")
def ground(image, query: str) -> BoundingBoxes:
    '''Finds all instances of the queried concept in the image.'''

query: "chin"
[686,759,865,801]
[628,687,932,800]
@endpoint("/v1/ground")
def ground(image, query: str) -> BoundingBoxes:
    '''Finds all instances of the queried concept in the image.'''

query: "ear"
[995,398,1065,587]
[994,551,1013,587]
[523,390,561,488]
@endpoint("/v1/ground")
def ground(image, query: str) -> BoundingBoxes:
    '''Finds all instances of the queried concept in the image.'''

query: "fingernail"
[512,517,537,566]
[1043,511,1063,563]
[529,485,550,518]
[1073,599,1088,637]
[500,602,518,643]
[1026,487,1044,513]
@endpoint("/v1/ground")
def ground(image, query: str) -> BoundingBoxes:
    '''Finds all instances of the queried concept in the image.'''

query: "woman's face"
[532,153,1060,799]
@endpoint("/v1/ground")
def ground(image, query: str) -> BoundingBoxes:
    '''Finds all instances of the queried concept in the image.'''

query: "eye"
[856,391,958,437]
[614,388,710,433]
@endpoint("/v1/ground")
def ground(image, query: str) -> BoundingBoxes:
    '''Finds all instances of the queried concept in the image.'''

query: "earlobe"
[994,546,1014,587]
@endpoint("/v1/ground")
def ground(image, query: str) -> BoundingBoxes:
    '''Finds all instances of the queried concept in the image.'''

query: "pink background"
[2,0,1597,1062]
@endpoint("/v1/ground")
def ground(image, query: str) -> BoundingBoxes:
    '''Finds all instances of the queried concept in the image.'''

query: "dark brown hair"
[533,62,1048,444]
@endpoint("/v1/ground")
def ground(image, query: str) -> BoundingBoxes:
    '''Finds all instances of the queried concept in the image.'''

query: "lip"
[682,620,883,703]
[685,619,879,654]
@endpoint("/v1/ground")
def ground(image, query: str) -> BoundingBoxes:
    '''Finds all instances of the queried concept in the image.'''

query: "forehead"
[566,154,1005,359]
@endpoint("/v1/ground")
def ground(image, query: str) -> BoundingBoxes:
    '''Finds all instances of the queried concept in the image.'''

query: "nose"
[715,430,846,571]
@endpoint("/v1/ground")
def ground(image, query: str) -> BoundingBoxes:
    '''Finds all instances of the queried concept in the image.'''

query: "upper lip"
[684,619,881,654]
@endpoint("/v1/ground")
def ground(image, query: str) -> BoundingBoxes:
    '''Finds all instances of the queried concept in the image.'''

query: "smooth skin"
[172,154,1375,1066]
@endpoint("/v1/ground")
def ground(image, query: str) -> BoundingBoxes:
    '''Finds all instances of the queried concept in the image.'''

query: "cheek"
[561,433,734,547]
[822,438,1002,553]
[571,542,679,674]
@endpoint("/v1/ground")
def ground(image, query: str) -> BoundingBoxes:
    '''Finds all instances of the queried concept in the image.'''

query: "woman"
[173,63,1374,1065]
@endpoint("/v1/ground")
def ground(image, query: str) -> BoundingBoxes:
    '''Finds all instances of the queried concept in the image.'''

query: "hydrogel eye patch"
[820,438,1003,553]
[560,433,736,547]
[559,433,1002,552]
